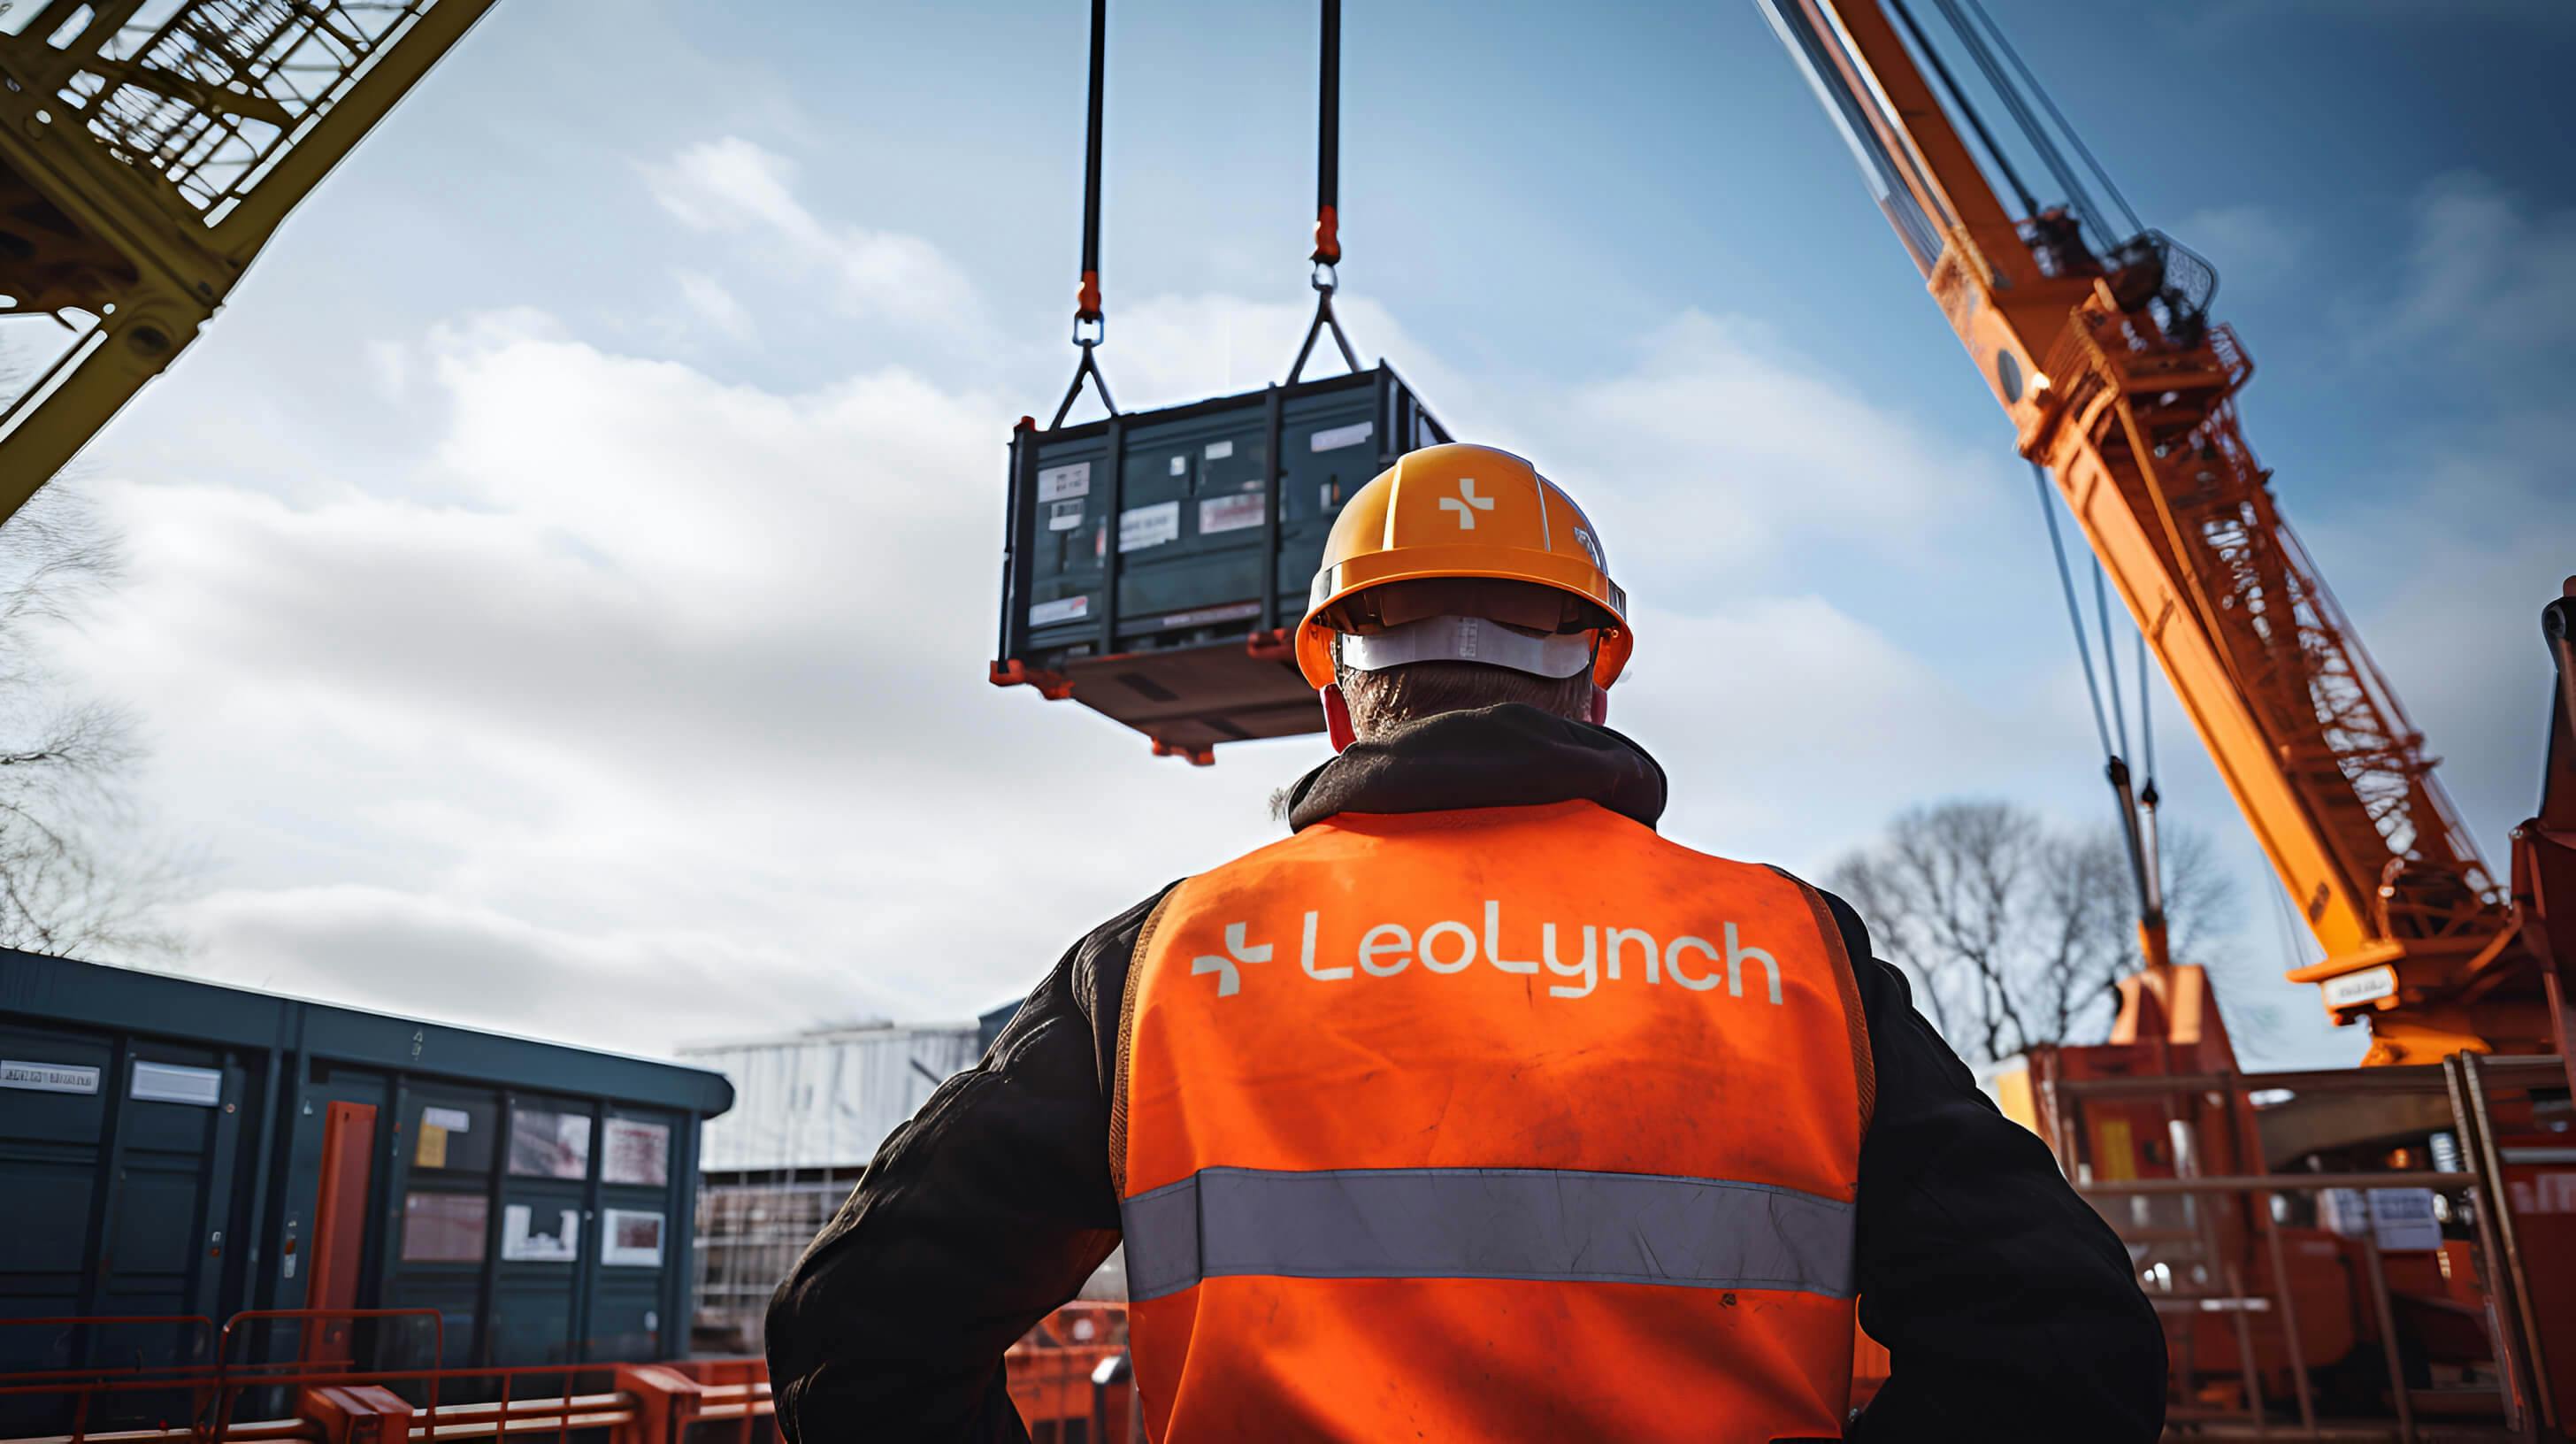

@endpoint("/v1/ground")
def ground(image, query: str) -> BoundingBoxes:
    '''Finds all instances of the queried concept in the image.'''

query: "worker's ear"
[1322,685,1357,752]
[1585,686,1609,727]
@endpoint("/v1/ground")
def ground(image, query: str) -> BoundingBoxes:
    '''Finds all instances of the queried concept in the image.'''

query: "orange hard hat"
[1296,443,1631,691]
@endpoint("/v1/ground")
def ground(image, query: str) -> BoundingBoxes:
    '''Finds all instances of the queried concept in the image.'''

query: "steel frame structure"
[0,0,502,511]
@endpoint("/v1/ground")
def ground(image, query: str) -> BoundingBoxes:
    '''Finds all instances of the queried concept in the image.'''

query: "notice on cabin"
[1120,501,1180,552]
[131,1061,222,1106]
[602,1209,666,1268]
[1310,421,1373,452]
[603,1118,671,1187]
[502,1204,580,1263]
[1,1059,100,1094]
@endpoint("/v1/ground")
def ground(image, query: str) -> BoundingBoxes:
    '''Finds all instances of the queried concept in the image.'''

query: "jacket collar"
[1282,703,1668,833]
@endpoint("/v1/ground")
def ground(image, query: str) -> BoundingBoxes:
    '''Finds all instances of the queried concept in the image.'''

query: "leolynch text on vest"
[1188,900,1785,1003]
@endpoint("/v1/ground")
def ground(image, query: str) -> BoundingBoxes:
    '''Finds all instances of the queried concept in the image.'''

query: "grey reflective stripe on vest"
[1121,1166,1854,1303]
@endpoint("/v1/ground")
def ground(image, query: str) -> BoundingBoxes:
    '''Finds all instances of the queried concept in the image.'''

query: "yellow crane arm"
[0,0,502,513]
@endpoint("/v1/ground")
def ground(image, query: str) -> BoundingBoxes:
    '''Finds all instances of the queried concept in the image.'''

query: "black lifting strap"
[1287,0,1361,384]
[1052,0,1118,429]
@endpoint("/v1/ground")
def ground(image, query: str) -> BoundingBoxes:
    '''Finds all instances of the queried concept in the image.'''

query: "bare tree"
[0,482,185,961]
[1828,799,2244,1064]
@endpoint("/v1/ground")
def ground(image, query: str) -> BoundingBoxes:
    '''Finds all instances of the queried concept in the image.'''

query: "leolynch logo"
[1438,477,1496,529]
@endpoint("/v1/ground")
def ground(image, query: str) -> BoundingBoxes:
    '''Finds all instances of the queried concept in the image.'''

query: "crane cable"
[1922,0,2106,246]
[1049,0,1118,429]
[1883,0,2037,218]
[1286,0,1361,384]
[1953,0,2145,238]
[2032,465,2166,954]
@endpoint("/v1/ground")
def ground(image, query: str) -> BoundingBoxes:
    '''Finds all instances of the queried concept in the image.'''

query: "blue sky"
[9,0,2570,1069]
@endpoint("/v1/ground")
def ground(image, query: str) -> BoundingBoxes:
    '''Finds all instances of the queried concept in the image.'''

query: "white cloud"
[671,268,755,341]
[643,138,977,329]
[2373,173,2576,363]
[2174,204,2303,288]
[1530,311,2016,588]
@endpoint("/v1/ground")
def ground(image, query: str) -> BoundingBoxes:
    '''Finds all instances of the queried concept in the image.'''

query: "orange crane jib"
[1757,0,2559,1068]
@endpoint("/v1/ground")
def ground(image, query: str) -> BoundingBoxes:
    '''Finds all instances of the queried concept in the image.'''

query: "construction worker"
[766,444,2166,1442]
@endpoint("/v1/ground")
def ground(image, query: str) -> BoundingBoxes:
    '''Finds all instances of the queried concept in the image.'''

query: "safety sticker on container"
[1046,499,1085,532]
[1037,463,1091,503]
[1200,495,1266,535]
[1,1059,100,1094]
[1169,455,1188,477]
[1030,595,1090,626]
[131,1061,222,1106]
[1310,421,1373,452]
[1205,440,1236,461]
[1159,602,1262,629]
[423,1106,472,1133]
[1120,500,1181,551]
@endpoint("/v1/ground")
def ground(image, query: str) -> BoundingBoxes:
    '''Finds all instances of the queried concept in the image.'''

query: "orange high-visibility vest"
[1114,799,1875,1442]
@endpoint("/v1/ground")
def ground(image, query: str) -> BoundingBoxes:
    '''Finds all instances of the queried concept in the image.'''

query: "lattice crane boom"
[0,0,502,515]
[1759,0,2543,1064]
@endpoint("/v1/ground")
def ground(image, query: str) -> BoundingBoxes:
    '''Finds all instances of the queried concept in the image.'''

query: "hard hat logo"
[1293,442,1636,692]
[1438,478,1496,529]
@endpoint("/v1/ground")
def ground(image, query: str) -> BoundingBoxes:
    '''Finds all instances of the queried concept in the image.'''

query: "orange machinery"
[1756,0,2575,1433]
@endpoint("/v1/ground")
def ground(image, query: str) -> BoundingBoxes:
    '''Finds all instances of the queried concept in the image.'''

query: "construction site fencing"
[0,1309,777,1444]
[1,1306,1151,1444]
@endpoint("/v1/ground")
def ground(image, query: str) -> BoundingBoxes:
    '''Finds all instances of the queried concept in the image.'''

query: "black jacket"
[768,706,2166,1441]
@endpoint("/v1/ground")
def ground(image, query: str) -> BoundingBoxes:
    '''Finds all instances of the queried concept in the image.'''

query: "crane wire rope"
[1050,0,1119,429]
[1287,0,1361,384]
[1954,0,2146,238]
[1883,0,2037,217]
[2091,556,2132,764]
[1922,0,2107,246]
[2034,465,2164,949]
[2033,465,2117,762]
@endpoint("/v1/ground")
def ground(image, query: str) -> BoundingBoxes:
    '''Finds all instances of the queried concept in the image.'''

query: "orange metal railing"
[4,1308,1133,1444]
[0,1310,776,1444]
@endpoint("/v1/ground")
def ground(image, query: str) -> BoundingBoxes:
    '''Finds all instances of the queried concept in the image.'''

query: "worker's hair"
[1335,659,1595,741]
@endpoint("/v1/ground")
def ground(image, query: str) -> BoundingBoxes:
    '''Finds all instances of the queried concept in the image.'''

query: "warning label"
[1120,501,1181,552]
[1037,464,1091,503]
[1199,495,1265,535]
[1031,595,1091,627]
[2,1059,100,1094]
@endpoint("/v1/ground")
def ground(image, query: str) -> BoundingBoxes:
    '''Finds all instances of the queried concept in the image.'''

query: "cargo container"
[0,950,732,1432]
[992,365,1449,761]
